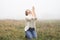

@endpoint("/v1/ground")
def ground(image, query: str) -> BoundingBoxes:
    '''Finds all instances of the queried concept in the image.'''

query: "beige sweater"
[25,14,37,31]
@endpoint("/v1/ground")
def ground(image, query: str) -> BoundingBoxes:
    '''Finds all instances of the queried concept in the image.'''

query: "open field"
[0,20,60,40]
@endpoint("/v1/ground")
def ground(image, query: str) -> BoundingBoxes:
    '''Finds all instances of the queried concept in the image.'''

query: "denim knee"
[32,31,37,38]
[25,31,32,39]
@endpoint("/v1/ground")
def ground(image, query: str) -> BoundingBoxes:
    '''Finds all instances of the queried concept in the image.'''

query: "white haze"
[0,0,60,20]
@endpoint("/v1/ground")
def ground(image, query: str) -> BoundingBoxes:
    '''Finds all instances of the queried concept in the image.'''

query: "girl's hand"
[32,6,35,11]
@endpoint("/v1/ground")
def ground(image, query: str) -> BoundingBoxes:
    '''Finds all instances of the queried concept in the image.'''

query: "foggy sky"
[0,0,60,20]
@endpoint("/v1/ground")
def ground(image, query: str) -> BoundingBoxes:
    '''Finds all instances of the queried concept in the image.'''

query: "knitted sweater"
[25,14,37,31]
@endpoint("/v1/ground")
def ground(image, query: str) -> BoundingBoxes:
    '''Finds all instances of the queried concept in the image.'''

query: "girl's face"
[26,10,32,15]
[25,9,32,16]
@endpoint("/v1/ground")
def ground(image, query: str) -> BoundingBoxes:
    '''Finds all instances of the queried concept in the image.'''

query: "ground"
[0,20,60,40]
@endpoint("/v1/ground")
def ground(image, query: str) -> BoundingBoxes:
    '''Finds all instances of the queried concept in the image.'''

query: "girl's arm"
[32,6,36,17]
[32,6,37,20]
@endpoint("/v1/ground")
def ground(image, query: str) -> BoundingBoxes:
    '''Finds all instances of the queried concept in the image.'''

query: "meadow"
[0,20,60,40]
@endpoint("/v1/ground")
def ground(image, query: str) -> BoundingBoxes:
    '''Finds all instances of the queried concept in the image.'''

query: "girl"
[25,6,37,40]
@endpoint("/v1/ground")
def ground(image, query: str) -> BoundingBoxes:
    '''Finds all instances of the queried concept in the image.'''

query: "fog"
[0,0,60,20]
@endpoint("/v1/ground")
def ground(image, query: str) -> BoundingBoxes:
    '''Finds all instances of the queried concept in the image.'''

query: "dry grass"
[0,20,60,40]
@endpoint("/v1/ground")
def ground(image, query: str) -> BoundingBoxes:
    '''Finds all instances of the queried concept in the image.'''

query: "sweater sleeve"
[32,17,37,21]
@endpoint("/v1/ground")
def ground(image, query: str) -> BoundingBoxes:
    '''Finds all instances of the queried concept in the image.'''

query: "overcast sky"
[0,0,60,20]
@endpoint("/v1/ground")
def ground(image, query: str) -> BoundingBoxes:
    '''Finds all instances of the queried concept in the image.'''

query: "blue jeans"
[25,28,37,40]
